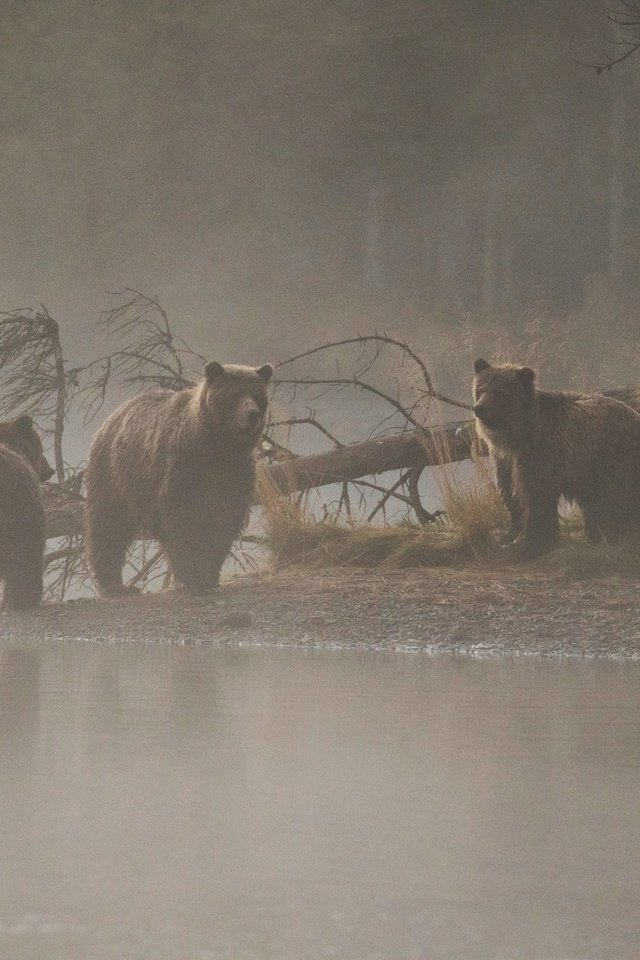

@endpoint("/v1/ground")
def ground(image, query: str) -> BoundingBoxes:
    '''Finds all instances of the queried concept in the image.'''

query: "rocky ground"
[3,567,640,658]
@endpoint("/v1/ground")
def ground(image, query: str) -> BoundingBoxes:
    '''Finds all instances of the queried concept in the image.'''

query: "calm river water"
[0,643,639,960]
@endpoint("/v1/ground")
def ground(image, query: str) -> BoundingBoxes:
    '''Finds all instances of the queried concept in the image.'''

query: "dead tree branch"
[578,2,640,71]
[269,413,345,448]
[259,420,475,499]
[74,289,206,423]
[274,332,472,418]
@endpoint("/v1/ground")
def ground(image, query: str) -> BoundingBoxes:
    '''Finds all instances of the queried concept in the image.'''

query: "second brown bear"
[85,360,273,597]
[473,358,640,558]
[0,415,54,610]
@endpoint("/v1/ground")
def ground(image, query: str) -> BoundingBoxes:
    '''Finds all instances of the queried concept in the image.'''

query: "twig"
[269,414,344,448]
[577,2,640,71]
[277,333,436,396]
[407,464,441,524]
[366,472,411,522]
[127,547,165,588]
[275,377,428,431]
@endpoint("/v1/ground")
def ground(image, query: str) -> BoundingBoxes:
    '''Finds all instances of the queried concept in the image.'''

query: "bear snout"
[473,403,499,429]
[234,397,263,433]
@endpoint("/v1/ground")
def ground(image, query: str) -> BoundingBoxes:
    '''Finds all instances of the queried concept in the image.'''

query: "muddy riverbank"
[3,568,640,658]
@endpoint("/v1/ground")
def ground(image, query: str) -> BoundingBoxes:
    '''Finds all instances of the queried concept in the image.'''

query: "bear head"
[198,361,273,445]
[472,358,536,447]
[0,415,55,480]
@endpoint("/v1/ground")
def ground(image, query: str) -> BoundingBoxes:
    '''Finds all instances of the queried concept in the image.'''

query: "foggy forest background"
[3,0,640,443]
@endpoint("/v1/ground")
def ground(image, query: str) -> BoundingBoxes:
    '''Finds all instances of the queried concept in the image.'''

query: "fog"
[4,11,640,953]
[3,0,639,384]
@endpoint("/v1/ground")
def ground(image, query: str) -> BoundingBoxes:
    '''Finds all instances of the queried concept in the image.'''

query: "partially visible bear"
[472,358,640,558]
[85,360,273,597]
[0,415,55,610]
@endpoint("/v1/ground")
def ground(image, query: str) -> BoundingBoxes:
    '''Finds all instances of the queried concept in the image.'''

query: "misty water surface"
[1,644,639,960]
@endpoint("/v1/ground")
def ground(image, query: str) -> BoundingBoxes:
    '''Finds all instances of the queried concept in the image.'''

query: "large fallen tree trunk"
[41,385,640,540]
[262,419,475,497]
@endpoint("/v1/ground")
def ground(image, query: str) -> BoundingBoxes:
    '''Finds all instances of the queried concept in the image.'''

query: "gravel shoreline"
[3,568,640,659]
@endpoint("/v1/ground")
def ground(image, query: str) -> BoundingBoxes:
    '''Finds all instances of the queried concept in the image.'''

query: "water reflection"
[0,646,639,959]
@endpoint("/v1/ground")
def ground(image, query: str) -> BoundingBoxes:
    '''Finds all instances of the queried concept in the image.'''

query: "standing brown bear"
[85,360,273,597]
[0,415,55,610]
[472,358,640,558]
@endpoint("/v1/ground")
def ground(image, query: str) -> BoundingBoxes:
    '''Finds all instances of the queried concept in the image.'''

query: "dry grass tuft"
[257,430,640,577]
[256,436,508,570]
[263,517,478,569]
[431,432,507,551]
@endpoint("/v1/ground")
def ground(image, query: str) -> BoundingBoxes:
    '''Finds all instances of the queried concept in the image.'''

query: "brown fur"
[84,361,273,597]
[472,358,640,557]
[0,415,54,610]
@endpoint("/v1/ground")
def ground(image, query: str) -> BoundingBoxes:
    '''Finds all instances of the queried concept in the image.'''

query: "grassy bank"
[257,465,640,580]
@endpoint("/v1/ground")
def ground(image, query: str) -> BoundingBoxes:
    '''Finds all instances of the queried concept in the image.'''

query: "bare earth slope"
[3,569,640,658]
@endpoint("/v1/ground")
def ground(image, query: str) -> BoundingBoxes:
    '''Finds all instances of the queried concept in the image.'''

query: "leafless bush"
[265,332,472,526]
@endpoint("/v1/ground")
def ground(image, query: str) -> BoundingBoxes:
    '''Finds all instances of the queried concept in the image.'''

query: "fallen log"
[261,419,475,498]
[40,385,640,540]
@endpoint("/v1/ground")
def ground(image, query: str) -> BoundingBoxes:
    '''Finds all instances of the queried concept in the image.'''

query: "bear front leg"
[582,501,629,546]
[582,503,609,545]
[162,525,231,594]
[85,503,136,598]
[2,538,44,610]
[494,454,523,544]
[517,488,560,559]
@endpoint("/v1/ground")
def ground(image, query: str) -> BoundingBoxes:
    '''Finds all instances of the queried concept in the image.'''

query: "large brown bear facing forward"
[473,358,640,558]
[85,361,273,597]
[0,415,55,610]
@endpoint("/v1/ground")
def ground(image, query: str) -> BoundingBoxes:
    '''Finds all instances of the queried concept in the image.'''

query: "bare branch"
[269,413,345,448]
[579,2,640,70]
[277,333,436,397]
[126,547,166,588]
[407,464,440,524]
[275,377,428,431]
[365,471,414,522]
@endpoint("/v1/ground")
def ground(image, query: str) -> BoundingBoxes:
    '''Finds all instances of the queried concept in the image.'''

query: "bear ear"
[204,361,225,383]
[517,366,536,386]
[14,414,33,432]
[256,364,273,383]
[473,358,491,374]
